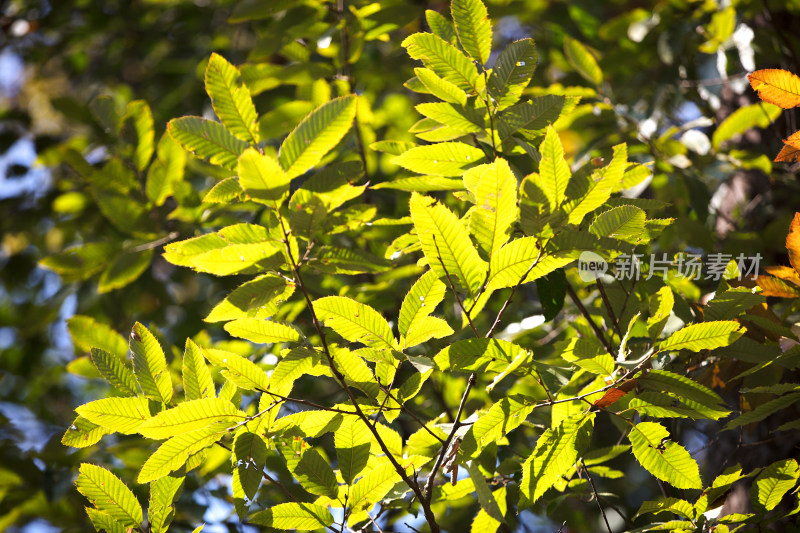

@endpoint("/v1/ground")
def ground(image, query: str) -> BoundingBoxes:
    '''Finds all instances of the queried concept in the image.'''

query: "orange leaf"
[594,388,626,408]
[787,212,800,276]
[755,275,800,298]
[775,143,800,163]
[785,130,800,150]
[748,69,800,109]
[764,265,800,286]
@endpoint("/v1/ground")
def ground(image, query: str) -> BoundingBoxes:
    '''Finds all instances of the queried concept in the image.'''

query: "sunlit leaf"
[205,53,259,145]
[130,322,173,405]
[451,0,492,65]
[75,397,151,435]
[402,32,480,92]
[563,36,602,86]
[657,321,745,352]
[752,459,800,511]
[139,398,245,439]
[392,142,484,177]
[748,69,800,109]
[489,38,538,110]
[629,422,702,489]
[315,296,398,351]
[250,503,334,530]
[76,464,143,528]
[168,116,248,170]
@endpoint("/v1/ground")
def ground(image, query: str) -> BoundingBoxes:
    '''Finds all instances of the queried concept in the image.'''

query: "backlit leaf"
[521,413,595,503]
[138,425,227,483]
[489,39,538,110]
[414,67,467,105]
[392,142,484,177]
[589,205,646,239]
[410,192,486,299]
[752,459,800,511]
[168,116,248,170]
[402,32,480,92]
[435,338,527,373]
[469,158,518,258]
[451,0,492,65]
[62,416,114,449]
[712,102,782,149]
[203,349,271,392]
[563,36,602,86]
[278,95,356,179]
[76,464,143,528]
[724,392,800,430]
[205,274,294,323]
[748,69,800,109]
[657,321,745,352]
[68,315,128,359]
[75,397,151,435]
[538,127,570,211]
[787,212,800,276]
[224,318,301,345]
[237,148,290,207]
[138,398,245,439]
[90,348,138,396]
[97,249,152,294]
[182,340,215,401]
[565,143,627,225]
[315,296,398,351]
[629,422,701,489]
[130,322,172,405]
[335,417,371,485]
[399,270,447,336]
[148,475,184,533]
[205,53,259,145]
[250,503,334,530]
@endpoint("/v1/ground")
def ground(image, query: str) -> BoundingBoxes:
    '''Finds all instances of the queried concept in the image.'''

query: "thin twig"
[377,382,445,444]
[595,279,623,340]
[565,281,617,357]
[581,458,612,533]
[423,373,476,502]
[257,388,361,414]
[127,231,180,253]
[336,0,368,172]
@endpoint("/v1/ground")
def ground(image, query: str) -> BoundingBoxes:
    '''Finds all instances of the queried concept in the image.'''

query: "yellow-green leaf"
[182,339,215,401]
[139,398,245,439]
[76,396,151,435]
[250,503,334,530]
[629,422,702,489]
[712,103,782,149]
[237,148,290,207]
[168,116,248,170]
[451,0,492,65]
[77,464,143,528]
[657,321,745,352]
[205,53,259,145]
[563,36,602,86]
[315,296,398,351]
[130,322,172,405]
[392,142,484,177]
[489,38,538,110]
[402,32,480,92]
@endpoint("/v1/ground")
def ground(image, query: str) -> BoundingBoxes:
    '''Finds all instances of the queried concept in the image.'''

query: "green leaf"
[68,315,128,359]
[168,116,248,170]
[77,464,143,528]
[76,397,151,434]
[556,337,614,376]
[414,67,468,105]
[130,322,173,405]
[404,316,454,348]
[563,36,602,86]
[233,430,268,501]
[496,95,566,140]
[410,192,486,298]
[238,148,290,207]
[470,485,507,533]
[315,296,398,351]
[627,391,715,420]
[704,287,765,321]
[435,338,527,373]
[752,459,800,511]
[635,498,695,520]
[62,416,114,449]
[712,102,782,149]
[451,0,492,65]
[647,286,674,339]
[416,102,484,133]
[399,270,447,336]
[162,225,283,276]
[205,53,259,146]
[138,425,227,483]
[206,274,294,323]
[565,143,627,225]
[657,321,745,352]
[182,340,215,401]
[638,369,727,412]
[589,205,646,239]
[258,100,314,140]
[98,249,153,294]
[278,95,357,179]
[370,140,418,156]
[85,508,127,533]
[139,398,245,439]
[538,126,571,212]
[465,461,506,525]
[425,9,457,45]
[124,100,155,172]
[40,243,114,282]
[148,475,184,533]
[279,442,338,498]
[335,417,371,485]
[250,503,334,530]
[469,158,518,258]
[629,422,702,489]
[724,392,800,430]
[460,395,535,458]
[392,142,484,177]
[90,348,138,396]
[402,32,480,92]
[203,177,243,204]
[489,39,538,110]
[487,238,575,291]
[203,349,271,392]
[146,133,186,206]
[521,413,595,503]
[348,461,401,510]
[272,410,344,439]
[224,318,301,344]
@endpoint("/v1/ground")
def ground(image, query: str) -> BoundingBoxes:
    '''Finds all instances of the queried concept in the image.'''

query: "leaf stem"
[580,458,612,533]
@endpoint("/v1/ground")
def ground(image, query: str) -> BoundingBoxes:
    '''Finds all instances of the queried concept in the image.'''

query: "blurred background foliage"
[1,0,799,531]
